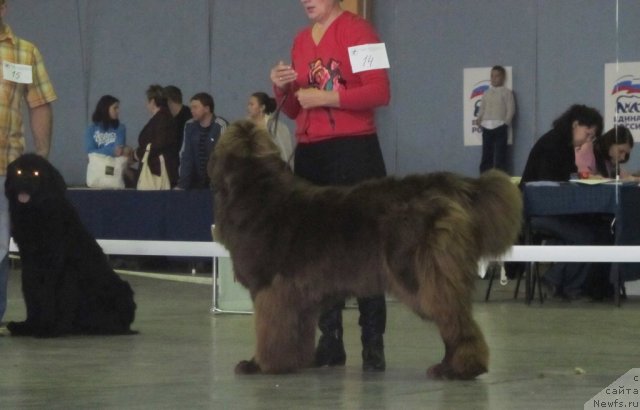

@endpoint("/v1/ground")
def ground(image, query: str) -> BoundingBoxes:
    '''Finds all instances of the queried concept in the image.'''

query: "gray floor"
[1,269,638,410]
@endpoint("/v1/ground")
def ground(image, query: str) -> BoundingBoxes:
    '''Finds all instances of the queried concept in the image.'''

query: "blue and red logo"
[612,76,640,95]
[612,76,640,115]
[470,80,490,118]
[470,81,490,99]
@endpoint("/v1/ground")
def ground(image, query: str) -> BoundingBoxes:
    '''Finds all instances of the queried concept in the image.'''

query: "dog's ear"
[216,120,281,159]
[6,157,20,178]
[251,127,281,159]
[4,160,16,193]
[237,120,281,158]
[4,156,28,193]
[44,161,67,194]
[32,156,67,194]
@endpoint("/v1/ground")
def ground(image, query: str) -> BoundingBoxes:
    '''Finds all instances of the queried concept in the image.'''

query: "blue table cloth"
[523,181,640,282]
[66,188,213,241]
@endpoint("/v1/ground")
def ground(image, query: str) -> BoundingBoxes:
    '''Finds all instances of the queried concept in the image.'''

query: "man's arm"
[29,103,53,158]
[505,90,516,126]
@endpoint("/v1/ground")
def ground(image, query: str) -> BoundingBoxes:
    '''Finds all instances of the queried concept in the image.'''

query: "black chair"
[484,218,550,304]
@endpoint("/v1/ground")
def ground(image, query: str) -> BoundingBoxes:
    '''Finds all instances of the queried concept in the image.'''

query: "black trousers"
[479,124,508,173]
[294,135,387,343]
[530,214,614,297]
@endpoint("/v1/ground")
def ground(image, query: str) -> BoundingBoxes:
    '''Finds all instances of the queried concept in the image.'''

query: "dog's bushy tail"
[471,170,522,258]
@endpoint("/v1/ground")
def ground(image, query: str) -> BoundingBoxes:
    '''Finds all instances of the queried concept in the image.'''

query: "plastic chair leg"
[513,269,522,299]
[485,265,496,302]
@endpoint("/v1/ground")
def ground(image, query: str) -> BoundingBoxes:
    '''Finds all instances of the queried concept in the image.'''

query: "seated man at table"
[520,104,613,300]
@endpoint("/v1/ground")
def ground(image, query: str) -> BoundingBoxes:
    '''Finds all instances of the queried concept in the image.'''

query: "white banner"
[604,62,640,140]
[463,66,513,146]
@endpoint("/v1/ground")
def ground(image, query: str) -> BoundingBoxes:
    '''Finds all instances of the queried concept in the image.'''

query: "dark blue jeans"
[480,125,508,174]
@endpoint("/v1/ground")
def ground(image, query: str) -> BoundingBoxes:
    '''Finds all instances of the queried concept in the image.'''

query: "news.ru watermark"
[585,369,640,409]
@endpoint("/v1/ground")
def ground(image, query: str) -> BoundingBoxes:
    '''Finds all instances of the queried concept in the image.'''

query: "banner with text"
[463,66,513,147]
[605,62,640,141]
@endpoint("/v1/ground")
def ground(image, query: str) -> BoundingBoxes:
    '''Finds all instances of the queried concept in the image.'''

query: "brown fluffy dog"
[209,121,522,379]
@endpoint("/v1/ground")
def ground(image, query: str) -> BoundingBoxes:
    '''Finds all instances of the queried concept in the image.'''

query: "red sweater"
[275,11,390,143]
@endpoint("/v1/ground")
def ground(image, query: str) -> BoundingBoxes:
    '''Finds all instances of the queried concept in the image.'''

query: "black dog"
[5,154,136,337]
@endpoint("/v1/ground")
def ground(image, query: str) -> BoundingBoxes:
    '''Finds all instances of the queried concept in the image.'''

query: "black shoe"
[314,334,346,367]
[315,302,346,367]
[362,335,386,372]
[562,290,584,302]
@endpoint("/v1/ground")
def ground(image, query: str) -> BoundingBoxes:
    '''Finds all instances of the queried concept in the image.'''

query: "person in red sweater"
[270,0,390,371]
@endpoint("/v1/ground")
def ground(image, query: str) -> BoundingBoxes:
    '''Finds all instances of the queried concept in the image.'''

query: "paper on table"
[525,181,561,187]
[570,179,615,185]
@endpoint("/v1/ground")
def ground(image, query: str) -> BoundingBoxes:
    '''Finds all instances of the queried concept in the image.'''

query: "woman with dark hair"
[593,125,634,179]
[521,104,612,300]
[521,104,603,184]
[85,95,127,157]
[85,95,135,187]
[132,85,179,187]
[247,91,294,164]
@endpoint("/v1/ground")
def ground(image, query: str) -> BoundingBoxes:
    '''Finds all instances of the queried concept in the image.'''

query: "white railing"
[12,240,640,263]
[10,239,638,311]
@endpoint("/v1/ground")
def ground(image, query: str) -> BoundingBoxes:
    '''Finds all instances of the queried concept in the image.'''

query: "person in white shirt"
[475,65,515,173]
[246,92,295,167]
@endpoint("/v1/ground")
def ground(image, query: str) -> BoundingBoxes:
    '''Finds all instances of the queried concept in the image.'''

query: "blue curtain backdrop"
[6,0,640,184]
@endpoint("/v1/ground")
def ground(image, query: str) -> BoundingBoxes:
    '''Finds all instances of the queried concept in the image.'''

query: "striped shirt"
[197,124,211,179]
[0,24,57,174]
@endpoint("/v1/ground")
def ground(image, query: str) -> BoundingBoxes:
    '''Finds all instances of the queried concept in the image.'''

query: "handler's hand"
[271,61,297,90]
[296,88,338,110]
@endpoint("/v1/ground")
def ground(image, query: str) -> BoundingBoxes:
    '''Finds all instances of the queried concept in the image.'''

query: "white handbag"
[137,143,171,190]
[86,153,127,189]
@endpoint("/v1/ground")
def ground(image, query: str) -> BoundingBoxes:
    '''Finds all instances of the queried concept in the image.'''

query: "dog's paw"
[7,321,35,336]
[427,362,485,380]
[235,359,261,375]
[427,363,454,380]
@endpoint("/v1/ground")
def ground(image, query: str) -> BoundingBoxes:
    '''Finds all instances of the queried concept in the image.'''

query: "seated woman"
[521,104,602,184]
[593,125,634,179]
[132,85,179,187]
[521,105,613,300]
[85,95,134,187]
[246,92,295,165]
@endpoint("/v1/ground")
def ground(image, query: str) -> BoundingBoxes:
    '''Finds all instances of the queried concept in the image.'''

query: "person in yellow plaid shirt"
[0,0,56,323]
